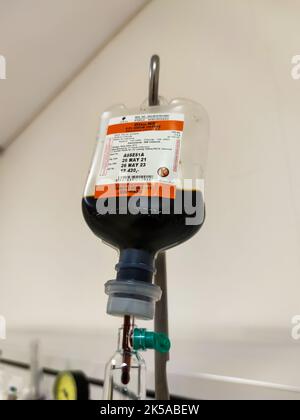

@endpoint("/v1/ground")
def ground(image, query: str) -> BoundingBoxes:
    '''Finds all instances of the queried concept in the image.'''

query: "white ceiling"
[0,0,147,149]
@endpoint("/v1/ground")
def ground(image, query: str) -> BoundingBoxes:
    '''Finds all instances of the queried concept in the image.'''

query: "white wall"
[0,0,147,146]
[1,0,300,396]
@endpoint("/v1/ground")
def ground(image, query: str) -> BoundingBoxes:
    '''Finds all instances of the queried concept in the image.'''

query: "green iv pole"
[149,55,170,401]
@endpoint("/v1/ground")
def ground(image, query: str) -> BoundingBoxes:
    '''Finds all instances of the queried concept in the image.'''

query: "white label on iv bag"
[95,113,184,199]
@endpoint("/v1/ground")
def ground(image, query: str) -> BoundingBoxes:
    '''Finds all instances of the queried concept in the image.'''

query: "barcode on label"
[116,175,154,182]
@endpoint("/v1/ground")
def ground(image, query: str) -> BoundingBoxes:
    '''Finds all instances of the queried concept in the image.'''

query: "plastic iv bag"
[82,97,209,320]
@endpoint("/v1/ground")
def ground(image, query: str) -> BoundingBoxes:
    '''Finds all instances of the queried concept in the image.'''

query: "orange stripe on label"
[95,182,176,199]
[107,120,184,135]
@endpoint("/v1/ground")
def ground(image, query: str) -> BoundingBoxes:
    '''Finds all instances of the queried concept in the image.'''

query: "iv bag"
[82,97,209,320]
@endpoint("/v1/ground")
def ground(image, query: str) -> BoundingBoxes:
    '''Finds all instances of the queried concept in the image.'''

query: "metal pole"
[148,55,170,400]
[149,55,160,107]
[154,253,170,400]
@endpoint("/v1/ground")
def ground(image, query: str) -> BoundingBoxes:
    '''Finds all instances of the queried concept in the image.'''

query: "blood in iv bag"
[82,189,204,255]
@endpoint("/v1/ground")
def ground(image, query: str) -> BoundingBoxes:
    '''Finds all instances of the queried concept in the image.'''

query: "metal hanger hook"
[149,55,160,107]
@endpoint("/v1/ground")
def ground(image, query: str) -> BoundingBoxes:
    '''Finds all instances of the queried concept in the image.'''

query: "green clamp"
[133,328,171,353]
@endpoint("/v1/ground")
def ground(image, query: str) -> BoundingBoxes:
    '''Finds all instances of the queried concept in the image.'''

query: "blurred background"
[0,0,300,400]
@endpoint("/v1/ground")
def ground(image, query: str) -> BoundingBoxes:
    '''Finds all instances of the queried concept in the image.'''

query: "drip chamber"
[103,323,146,401]
[102,318,170,400]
